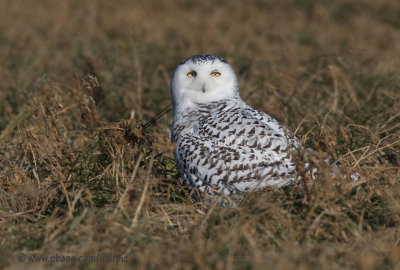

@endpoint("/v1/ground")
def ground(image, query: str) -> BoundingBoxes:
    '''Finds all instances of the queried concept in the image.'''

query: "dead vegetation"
[0,0,399,269]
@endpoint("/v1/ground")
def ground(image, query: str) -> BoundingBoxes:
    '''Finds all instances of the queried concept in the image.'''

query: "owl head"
[170,54,239,112]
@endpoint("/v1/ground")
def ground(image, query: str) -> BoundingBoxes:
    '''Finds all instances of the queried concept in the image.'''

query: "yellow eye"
[187,71,196,78]
[211,71,221,77]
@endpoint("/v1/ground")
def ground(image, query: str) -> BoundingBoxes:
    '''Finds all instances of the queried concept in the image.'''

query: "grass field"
[1,0,400,269]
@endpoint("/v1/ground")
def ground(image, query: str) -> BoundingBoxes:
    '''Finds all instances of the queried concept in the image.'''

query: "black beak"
[202,83,206,93]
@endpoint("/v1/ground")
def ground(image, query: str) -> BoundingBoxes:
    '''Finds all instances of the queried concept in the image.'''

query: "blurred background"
[1,0,399,132]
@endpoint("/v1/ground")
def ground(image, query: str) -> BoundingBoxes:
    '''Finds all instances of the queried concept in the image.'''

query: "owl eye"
[187,71,197,78]
[211,71,221,77]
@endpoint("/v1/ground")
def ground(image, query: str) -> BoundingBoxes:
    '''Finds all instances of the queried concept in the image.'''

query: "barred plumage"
[170,54,300,195]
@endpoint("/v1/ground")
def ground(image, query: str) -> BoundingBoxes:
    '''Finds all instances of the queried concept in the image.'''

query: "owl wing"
[174,105,298,195]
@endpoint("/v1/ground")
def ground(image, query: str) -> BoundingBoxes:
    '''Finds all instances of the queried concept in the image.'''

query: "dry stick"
[113,159,119,199]
[29,143,41,213]
[358,208,365,232]
[379,123,400,136]
[337,67,361,108]
[68,188,84,218]
[134,51,143,120]
[0,209,35,218]
[342,146,371,157]
[114,147,125,199]
[307,211,325,236]
[131,154,154,228]
[298,68,323,93]
[348,149,358,166]
[352,139,400,168]
[294,115,309,136]
[242,228,263,266]
[199,197,221,230]
[68,208,88,233]
[114,152,144,214]
[57,103,78,115]
[160,206,174,230]
[379,111,400,131]
[61,175,73,218]
[328,65,339,112]
[29,143,40,185]
[142,102,172,130]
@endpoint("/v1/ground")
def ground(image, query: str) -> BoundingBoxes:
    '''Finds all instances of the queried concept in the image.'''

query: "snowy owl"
[170,54,304,196]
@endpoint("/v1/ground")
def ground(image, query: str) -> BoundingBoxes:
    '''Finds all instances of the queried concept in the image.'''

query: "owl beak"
[202,83,206,93]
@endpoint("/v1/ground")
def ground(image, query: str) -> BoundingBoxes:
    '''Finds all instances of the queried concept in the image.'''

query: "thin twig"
[352,139,400,168]
[61,175,73,219]
[131,154,154,228]
[68,188,84,218]
[142,103,172,130]
[114,152,144,214]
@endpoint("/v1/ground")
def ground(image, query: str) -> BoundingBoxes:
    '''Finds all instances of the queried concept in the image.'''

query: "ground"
[0,0,400,269]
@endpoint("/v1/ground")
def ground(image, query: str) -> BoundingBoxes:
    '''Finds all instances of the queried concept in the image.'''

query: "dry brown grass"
[0,0,400,269]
